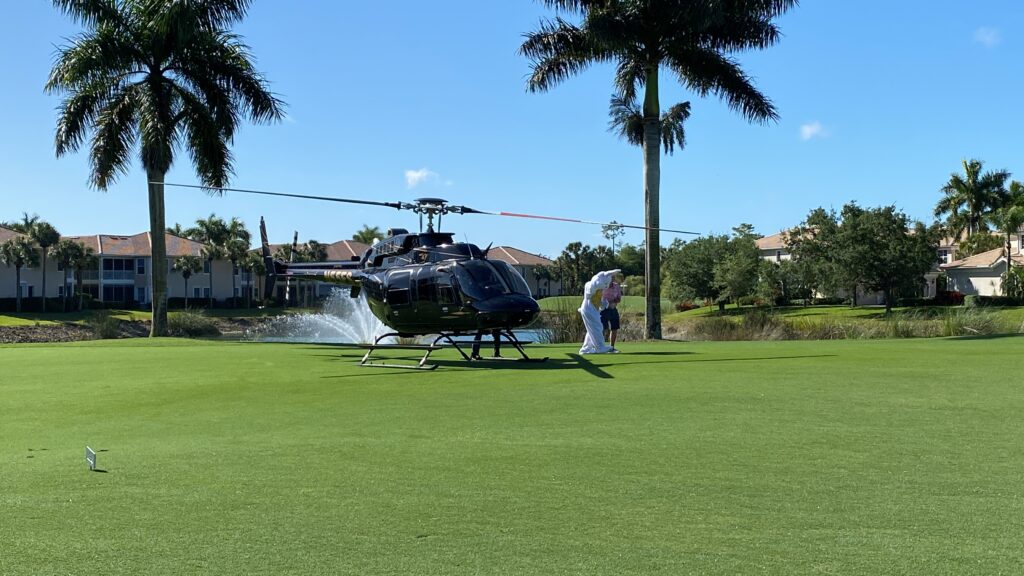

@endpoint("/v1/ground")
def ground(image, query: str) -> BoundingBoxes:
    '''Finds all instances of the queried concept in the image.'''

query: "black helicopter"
[165,183,698,369]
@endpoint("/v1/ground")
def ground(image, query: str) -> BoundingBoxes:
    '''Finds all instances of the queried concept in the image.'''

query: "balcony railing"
[80,270,99,281]
[102,270,137,281]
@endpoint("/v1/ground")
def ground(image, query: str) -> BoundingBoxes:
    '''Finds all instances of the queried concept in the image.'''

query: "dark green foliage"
[956,233,1003,258]
[788,204,940,313]
[615,244,644,277]
[934,159,1011,238]
[662,235,730,304]
[554,242,617,294]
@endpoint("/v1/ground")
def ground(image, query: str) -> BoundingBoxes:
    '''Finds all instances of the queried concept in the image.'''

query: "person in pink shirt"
[601,274,624,351]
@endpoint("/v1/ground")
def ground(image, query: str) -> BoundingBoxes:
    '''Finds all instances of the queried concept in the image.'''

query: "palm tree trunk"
[184,276,189,309]
[15,266,22,312]
[208,262,214,309]
[63,268,69,312]
[148,170,169,336]
[76,268,83,311]
[41,248,48,313]
[231,261,237,308]
[1007,232,1013,297]
[642,66,662,340]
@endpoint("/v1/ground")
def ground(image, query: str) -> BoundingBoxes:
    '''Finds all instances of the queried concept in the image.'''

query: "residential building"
[0,226,64,300]
[941,233,1024,296]
[65,232,242,305]
[755,231,791,264]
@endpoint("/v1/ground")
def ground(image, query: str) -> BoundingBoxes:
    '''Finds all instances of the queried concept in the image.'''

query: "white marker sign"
[85,446,96,471]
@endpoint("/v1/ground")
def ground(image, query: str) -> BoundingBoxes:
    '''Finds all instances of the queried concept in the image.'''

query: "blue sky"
[2,1,1022,257]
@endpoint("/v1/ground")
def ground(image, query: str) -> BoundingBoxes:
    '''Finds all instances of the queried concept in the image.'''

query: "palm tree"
[4,213,40,234]
[51,238,85,312]
[1,237,41,312]
[352,225,383,245]
[224,238,250,307]
[608,94,690,155]
[521,1,794,338]
[241,251,266,305]
[27,221,61,312]
[991,181,1024,296]
[188,214,230,308]
[167,223,188,237]
[47,0,284,336]
[934,159,1011,239]
[72,246,97,311]
[173,255,203,309]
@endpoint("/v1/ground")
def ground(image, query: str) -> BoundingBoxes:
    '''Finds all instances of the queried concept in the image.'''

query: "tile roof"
[755,231,788,251]
[490,246,554,267]
[61,232,204,257]
[0,226,26,243]
[325,239,369,261]
[942,247,1024,270]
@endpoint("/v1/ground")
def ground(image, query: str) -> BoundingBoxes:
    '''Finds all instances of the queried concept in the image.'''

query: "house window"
[57,285,64,297]
[194,287,211,298]
[136,287,146,302]
[203,260,211,274]
[775,250,782,262]
[102,285,132,302]
[136,258,146,275]
[938,249,949,264]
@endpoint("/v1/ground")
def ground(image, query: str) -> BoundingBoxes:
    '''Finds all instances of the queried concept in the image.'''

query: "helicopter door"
[386,270,412,320]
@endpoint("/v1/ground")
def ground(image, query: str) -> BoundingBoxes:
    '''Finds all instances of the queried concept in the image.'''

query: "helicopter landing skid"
[358,334,443,370]
[432,330,549,364]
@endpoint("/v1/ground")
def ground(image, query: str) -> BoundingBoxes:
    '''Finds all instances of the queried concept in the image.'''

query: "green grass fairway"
[3,338,1024,575]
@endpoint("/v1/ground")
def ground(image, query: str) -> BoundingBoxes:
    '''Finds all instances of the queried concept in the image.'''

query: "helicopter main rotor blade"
[484,210,700,236]
[159,182,413,211]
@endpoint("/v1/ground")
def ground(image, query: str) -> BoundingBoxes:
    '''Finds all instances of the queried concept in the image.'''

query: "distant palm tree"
[522,0,794,338]
[4,213,40,234]
[28,221,61,312]
[1,237,41,312]
[173,255,203,309]
[47,0,284,336]
[935,159,1011,238]
[167,223,188,237]
[72,246,97,311]
[241,251,266,305]
[991,181,1024,295]
[188,214,230,308]
[352,225,383,245]
[51,238,85,311]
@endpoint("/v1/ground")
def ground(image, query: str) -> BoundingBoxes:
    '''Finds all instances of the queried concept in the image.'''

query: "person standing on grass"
[579,269,621,354]
[471,329,502,360]
[601,275,624,351]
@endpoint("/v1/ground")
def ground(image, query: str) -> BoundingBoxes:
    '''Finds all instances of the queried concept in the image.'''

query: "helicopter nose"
[475,295,540,328]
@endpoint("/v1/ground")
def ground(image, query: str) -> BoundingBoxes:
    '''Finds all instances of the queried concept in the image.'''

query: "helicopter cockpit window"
[454,261,511,301]
[489,261,532,297]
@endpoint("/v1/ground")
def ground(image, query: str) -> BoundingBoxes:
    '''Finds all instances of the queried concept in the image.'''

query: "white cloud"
[405,168,440,188]
[974,26,1001,47]
[800,121,827,141]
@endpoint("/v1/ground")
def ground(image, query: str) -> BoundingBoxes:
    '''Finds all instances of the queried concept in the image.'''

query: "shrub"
[85,310,121,339]
[675,301,699,312]
[168,310,221,338]
[935,290,965,306]
[813,297,847,306]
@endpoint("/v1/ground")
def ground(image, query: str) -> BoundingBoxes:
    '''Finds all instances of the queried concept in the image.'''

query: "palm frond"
[51,0,125,27]
[665,46,778,123]
[89,83,139,189]
[660,101,691,154]
[520,18,605,93]
[607,94,644,147]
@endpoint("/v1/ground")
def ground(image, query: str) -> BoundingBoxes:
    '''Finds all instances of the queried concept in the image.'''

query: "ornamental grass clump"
[168,310,221,338]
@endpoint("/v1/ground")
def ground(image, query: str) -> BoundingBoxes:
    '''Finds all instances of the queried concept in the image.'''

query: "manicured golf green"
[3,337,1024,575]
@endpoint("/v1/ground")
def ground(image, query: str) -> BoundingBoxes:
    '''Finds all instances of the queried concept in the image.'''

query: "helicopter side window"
[437,283,457,305]
[416,277,436,302]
